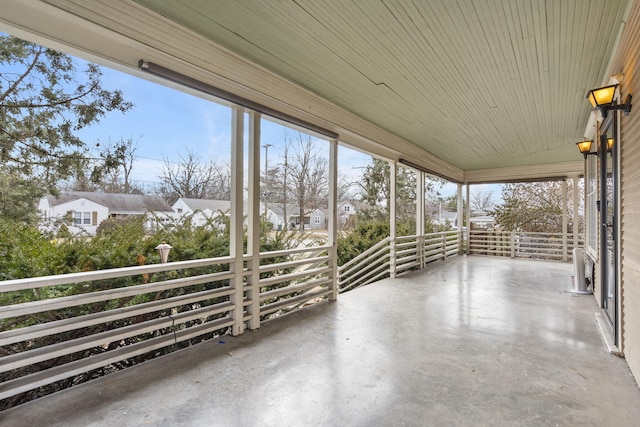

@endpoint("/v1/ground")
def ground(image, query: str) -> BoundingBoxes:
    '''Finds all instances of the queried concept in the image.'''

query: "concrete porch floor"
[2,256,640,426]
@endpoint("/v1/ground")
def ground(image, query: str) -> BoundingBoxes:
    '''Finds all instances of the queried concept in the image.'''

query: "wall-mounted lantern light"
[576,139,595,159]
[576,137,615,158]
[155,242,172,264]
[586,84,632,118]
[607,137,614,152]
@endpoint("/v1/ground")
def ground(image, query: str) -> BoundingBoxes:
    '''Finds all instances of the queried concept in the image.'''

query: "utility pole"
[263,143,273,218]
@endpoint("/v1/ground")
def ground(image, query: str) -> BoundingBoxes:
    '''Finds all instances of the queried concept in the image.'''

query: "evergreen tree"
[0,35,133,221]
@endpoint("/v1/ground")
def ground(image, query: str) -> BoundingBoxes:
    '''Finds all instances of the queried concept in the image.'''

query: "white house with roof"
[172,198,232,227]
[336,200,369,226]
[432,210,458,228]
[173,198,281,229]
[38,191,174,235]
[259,203,328,230]
[468,210,496,230]
[286,206,326,230]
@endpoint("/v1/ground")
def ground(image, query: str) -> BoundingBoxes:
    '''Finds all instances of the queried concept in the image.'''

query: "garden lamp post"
[155,242,172,264]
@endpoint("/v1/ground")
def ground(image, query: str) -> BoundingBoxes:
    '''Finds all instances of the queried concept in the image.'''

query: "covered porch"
[3,256,639,426]
[2,0,640,421]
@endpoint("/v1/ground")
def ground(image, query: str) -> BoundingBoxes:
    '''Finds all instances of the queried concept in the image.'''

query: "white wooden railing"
[1,229,580,406]
[468,230,584,261]
[338,231,460,292]
[0,246,333,406]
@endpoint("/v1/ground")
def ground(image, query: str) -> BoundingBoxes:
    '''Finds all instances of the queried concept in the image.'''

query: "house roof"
[339,200,370,211]
[268,205,285,216]
[176,198,231,212]
[267,204,324,217]
[47,192,173,214]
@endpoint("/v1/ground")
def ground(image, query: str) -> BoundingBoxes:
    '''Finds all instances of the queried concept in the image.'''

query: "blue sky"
[76,67,234,184]
[76,65,375,184]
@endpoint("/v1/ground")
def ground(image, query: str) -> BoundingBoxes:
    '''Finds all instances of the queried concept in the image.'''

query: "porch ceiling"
[130,0,632,171]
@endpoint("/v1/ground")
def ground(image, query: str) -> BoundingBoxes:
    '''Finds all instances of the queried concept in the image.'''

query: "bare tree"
[62,137,143,194]
[96,137,140,193]
[158,149,230,204]
[470,190,494,212]
[284,132,328,231]
[337,172,358,201]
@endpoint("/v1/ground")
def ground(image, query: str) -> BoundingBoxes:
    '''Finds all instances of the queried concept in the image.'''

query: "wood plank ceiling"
[132,0,631,171]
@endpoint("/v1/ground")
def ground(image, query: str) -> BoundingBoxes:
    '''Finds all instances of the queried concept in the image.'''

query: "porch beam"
[464,161,584,184]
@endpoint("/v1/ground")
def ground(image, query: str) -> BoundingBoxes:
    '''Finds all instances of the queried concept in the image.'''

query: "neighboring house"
[172,198,232,227]
[337,201,356,225]
[337,200,371,226]
[468,210,496,230]
[468,215,496,230]
[308,208,326,230]
[270,204,326,230]
[38,191,174,236]
[267,204,285,230]
[432,210,458,227]
[174,198,280,229]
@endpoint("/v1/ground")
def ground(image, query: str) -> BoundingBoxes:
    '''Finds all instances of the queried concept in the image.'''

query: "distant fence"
[468,230,584,261]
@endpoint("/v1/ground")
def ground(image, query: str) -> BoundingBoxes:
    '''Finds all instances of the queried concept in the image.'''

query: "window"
[586,155,597,256]
[314,215,321,225]
[344,205,350,212]
[73,211,92,225]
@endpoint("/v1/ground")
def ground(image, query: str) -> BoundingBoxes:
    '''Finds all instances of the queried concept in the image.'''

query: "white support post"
[328,138,339,300]
[510,232,516,258]
[573,176,579,250]
[457,183,463,255]
[562,178,568,262]
[229,106,245,336]
[465,184,471,255]
[247,111,261,330]
[442,234,447,260]
[416,171,425,267]
[389,161,397,278]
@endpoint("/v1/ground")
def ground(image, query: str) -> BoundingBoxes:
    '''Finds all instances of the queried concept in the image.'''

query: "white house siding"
[611,0,640,383]
[39,198,108,235]
[309,209,326,230]
[171,198,230,228]
[337,201,355,225]
[171,199,193,216]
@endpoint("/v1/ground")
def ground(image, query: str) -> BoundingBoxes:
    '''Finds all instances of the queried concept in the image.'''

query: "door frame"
[598,111,620,345]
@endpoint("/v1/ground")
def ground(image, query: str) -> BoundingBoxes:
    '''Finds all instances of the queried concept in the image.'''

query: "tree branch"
[0,45,43,103]
[0,81,100,109]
